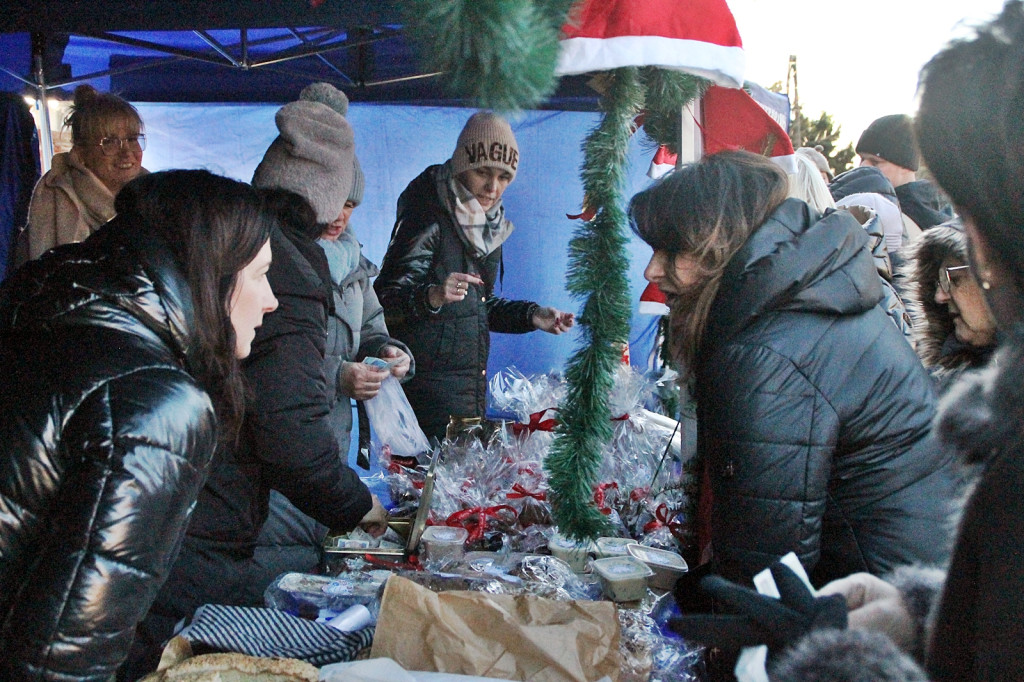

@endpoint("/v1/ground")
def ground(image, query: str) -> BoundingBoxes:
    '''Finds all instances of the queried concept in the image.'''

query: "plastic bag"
[365,375,431,459]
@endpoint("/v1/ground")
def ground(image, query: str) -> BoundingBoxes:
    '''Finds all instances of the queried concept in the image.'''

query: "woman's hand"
[339,361,389,400]
[532,306,575,334]
[380,345,411,379]
[817,572,916,652]
[358,494,389,538]
[428,272,484,308]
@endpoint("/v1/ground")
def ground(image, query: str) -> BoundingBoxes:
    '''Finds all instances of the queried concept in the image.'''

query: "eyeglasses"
[95,134,146,156]
[937,265,971,294]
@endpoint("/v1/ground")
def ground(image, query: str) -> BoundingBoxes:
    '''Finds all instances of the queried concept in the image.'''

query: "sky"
[725,0,1008,148]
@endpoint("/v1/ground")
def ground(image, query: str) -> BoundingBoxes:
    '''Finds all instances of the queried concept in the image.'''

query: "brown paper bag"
[371,575,621,681]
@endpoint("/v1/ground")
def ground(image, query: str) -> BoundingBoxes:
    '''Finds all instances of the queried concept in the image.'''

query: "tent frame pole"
[31,32,54,172]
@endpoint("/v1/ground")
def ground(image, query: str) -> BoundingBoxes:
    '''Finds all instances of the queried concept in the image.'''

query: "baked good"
[138,652,319,682]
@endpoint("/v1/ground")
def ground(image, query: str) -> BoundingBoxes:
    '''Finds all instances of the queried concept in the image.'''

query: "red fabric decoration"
[638,281,670,316]
[701,85,796,171]
[557,0,745,88]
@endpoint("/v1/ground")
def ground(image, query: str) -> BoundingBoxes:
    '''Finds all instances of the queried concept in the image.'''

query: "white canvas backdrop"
[135,102,663,391]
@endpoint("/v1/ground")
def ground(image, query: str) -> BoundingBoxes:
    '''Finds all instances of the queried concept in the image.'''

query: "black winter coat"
[374,165,537,439]
[142,226,372,626]
[895,180,954,231]
[697,199,957,587]
[0,218,217,681]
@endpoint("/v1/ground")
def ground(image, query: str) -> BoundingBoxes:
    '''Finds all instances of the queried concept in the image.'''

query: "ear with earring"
[981,269,993,290]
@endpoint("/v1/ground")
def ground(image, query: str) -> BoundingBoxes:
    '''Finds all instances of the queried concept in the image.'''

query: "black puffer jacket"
[374,164,537,439]
[696,199,956,587]
[0,218,217,681]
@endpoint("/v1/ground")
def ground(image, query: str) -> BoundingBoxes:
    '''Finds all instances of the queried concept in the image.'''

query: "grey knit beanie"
[252,91,354,223]
[855,114,920,171]
[451,111,519,180]
[349,156,364,206]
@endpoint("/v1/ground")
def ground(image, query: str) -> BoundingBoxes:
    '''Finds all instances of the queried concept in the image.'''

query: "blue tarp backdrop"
[135,101,662,382]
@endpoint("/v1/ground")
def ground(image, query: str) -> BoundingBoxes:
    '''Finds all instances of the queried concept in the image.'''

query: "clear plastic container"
[548,530,593,573]
[593,556,654,602]
[594,536,634,558]
[420,525,469,562]
[626,543,688,590]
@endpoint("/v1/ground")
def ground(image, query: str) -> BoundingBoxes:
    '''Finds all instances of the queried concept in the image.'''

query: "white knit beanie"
[252,95,354,224]
[451,111,519,180]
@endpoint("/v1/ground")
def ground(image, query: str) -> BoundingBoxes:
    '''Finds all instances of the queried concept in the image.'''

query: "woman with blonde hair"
[17,84,147,266]
[629,150,956,587]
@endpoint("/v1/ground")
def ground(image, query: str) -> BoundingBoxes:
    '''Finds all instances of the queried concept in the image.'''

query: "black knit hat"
[855,114,920,171]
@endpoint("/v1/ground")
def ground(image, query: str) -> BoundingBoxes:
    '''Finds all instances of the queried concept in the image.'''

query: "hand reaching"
[380,345,411,379]
[358,494,388,538]
[817,572,916,652]
[429,272,484,308]
[339,361,389,400]
[532,306,575,334]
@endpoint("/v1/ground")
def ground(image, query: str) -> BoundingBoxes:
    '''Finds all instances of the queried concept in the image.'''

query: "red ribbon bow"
[592,481,619,515]
[506,482,548,501]
[511,408,559,436]
[446,505,518,543]
[642,503,687,543]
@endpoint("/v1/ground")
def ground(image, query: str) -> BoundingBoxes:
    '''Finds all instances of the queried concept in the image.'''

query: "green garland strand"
[545,67,644,540]
[401,0,577,111]
[640,68,710,155]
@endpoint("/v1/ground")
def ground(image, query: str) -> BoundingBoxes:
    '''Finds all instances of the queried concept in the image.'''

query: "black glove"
[669,562,848,655]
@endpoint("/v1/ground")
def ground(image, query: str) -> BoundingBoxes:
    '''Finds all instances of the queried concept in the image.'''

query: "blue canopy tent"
[0,1,662,391]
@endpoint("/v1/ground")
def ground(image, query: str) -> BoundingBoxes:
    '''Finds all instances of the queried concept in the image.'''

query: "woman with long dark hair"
[0,169,278,680]
[629,150,956,587]
[669,4,1024,680]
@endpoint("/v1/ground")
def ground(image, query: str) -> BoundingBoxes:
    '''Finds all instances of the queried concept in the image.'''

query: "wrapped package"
[371,575,622,682]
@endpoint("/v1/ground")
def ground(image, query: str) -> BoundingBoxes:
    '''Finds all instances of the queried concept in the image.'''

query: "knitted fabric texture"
[252,99,354,224]
[349,156,365,206]
[856,114,920,171]
[451,111,519,179]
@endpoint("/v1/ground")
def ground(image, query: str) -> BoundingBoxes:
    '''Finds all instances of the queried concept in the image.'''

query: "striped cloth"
[178,604,374,667]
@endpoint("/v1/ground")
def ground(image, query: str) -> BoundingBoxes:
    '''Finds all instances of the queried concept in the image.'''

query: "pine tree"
[795,111,855,177]
[767,81,855,177]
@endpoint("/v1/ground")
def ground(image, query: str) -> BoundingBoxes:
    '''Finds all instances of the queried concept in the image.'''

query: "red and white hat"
[701,85,796,174]
[556,0,745,88]
[638,281,670,316]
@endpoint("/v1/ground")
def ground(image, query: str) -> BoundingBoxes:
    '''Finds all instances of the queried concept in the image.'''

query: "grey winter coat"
[255,245,414,577]
[696,199,956,588]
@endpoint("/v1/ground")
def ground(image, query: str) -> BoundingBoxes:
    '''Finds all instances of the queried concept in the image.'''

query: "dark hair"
[64,84,143,145]
[115,170,274,441]
[916,0,1024,298]
[629,150,789,370]
[259,187,321,241]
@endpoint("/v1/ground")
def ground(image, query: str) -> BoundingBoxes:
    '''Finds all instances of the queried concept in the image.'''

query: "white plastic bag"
[364,375,431,459]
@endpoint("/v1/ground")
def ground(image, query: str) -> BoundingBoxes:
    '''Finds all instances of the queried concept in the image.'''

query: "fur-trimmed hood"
[935,326,1022,466]
[901,218,994,375]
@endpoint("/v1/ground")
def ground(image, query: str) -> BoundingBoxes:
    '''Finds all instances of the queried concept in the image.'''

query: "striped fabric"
[178,604,374,667]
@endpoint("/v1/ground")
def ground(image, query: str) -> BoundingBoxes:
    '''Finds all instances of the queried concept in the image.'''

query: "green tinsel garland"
[400,0,708,541]
[401,0,577,111]
[544,67,643,540]
[546,68,706,541]
[641,67,710,155]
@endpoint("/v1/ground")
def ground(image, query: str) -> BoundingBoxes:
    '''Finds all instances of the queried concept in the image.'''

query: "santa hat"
[638,281,670,316]
[647,145,678,179]
[556,0,745,88]
[701,85,796,173]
